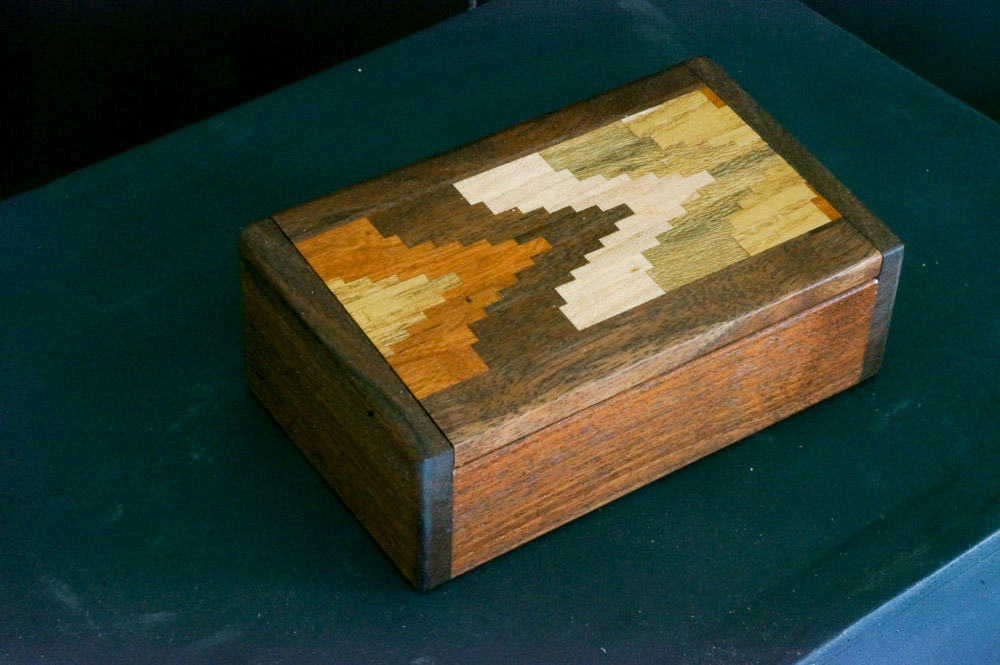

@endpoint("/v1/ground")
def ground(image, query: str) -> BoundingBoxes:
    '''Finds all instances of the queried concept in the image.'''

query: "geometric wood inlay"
[454,154,715,329]
[451,87,840,330]
[294,86,844,400]
[629,89,842,290]
[295,217,549,399]
[325,272,461,357]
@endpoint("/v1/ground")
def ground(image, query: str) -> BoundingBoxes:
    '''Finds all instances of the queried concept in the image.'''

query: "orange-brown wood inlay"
[295,217,549,398]
[450,280,879,576]
[701,85,727,108]
[812,195,842,221]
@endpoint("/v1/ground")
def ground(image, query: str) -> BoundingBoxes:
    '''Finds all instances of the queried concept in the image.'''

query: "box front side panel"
[450,280,878,577]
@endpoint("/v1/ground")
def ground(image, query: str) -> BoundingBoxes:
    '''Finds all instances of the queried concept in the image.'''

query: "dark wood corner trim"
[239,218,453,588]
[860,242,904,379]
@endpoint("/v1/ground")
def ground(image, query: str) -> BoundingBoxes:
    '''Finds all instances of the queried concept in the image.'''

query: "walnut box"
[239,57,902,589]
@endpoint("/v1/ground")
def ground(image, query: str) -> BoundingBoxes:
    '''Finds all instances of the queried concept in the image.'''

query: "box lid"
[272,58,886,465]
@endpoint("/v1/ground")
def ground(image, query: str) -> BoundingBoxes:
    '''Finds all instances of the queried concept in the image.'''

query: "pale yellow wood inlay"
[730,178,831,255]
[626,92,748,152]
[326,272,461,357]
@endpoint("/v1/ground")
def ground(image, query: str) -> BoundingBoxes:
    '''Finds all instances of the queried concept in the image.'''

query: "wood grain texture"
[295,216,549,398]
[240,218,453,590]
[435,220,880,465]
[450,280,879,576]
[446,87,837,330]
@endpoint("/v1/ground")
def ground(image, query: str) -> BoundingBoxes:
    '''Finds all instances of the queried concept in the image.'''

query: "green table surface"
[3,0,998,662]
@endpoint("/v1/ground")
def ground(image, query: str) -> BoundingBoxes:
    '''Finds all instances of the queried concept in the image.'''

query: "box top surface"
[276,59,883,464]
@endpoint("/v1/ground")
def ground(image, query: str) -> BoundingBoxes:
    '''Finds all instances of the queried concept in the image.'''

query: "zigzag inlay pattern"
[295,217,548,398]
[454,152,712,219]
[451,87,841,330]
[454,154,715,329]
[294,84,844,402]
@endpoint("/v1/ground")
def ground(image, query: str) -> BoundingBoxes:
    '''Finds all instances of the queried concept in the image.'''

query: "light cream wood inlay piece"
[454,154,715,329]
[553,172,713,329]
[453,153,712,219]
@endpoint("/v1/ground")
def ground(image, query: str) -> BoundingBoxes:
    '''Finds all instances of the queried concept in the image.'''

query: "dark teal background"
[2,1,998,662]
[0,0,471,199]
[800,0,1000,122]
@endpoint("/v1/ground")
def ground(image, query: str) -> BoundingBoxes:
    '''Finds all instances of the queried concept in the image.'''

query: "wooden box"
[240,57,902,589]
